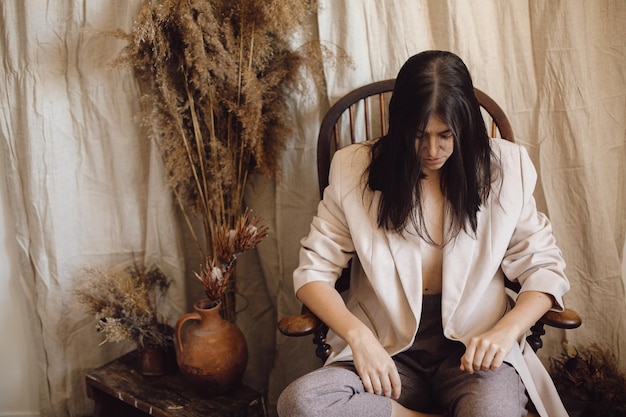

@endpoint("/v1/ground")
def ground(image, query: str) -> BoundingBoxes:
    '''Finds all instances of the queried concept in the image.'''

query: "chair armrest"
[278,301,583,357]
[278,307,332,362]
[277,308,582,335]
[278,308,323,337]
[541,308,582,329]
[527,307,582,351]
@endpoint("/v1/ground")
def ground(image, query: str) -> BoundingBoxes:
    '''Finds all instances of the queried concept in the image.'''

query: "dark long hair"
[367,50,493,241]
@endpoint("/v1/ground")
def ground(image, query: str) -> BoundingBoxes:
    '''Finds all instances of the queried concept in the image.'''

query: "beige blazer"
[294,139,571,417]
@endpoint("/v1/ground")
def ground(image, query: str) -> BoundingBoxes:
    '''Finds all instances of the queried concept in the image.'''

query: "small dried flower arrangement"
[550,344,626,416]
[75,264,172,349]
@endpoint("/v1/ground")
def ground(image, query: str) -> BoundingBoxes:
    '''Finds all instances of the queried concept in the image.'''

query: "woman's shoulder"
[489,138,537,191]
[334,141,372,157]
[490,138,531,166]
[332,142,372,170]
[326,143,373,196]
[490,138,522,154]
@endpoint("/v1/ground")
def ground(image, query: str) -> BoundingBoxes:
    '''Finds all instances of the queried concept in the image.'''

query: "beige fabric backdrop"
[0,1,624,416]
[0,1,189,415]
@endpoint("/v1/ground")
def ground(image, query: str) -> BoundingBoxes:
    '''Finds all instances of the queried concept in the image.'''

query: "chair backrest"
[317,79,514,198]
[316,79,517,299]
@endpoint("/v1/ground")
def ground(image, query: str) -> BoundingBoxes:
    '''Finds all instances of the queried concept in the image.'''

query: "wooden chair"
[278,79,582,363]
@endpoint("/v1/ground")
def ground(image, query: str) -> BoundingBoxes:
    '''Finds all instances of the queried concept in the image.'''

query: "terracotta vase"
[137,344,168,376]
[174,299,248,395]
[136,324,176,376]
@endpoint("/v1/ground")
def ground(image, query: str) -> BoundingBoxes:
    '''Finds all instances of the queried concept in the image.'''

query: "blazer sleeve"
[500,145,570,310]
[292,148,357,294]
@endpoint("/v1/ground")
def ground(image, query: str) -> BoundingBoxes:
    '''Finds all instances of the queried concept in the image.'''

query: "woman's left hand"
[459,327,517,374]
[459,291,554,374]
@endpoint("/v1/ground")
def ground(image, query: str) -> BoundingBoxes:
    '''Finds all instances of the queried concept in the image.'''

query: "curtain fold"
[0,1,188,415]
[1,1,624,416]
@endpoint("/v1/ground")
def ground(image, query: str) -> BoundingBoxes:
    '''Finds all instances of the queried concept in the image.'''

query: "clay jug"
[175,299,248,395]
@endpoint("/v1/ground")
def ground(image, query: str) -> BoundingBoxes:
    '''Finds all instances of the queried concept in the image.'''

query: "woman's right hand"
[296,281,402,399]
[348,327,402,399]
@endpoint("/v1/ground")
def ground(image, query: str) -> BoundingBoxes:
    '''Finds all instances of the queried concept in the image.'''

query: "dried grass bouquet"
[75,264,172,349]
[113,0,329,319]
[550,344,626,416]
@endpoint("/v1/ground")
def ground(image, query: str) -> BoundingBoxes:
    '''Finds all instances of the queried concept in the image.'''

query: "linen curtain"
[0,1,189,416]
[1,1,624,416]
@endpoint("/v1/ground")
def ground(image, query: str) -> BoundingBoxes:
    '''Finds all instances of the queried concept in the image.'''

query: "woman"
[277,51,570,417]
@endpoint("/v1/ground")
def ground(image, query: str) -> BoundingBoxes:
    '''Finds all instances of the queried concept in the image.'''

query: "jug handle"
[175,311,201,353]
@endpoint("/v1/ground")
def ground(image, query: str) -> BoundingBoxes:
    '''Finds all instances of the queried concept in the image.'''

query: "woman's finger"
[460,342,477,373]
[380,373,393,397]
[489,345,507,370]
[471,338,488,372]
[360,374,373,394]
[390,367,402,399]
[370,376,382,395]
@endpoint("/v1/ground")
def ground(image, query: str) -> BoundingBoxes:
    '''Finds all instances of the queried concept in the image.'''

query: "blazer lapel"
[383,229,423,317]
[441,229,476,325]
[441,208,493,330]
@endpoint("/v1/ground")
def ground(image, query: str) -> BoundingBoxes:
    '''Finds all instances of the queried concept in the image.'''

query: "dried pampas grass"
[114,0,330,319]
[115,0,319,247]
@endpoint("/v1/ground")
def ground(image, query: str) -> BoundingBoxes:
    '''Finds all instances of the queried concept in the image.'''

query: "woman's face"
[415,114,455,176]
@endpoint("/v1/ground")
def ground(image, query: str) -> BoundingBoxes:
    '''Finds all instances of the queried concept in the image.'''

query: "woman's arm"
[460,144,570,374]
[500,144,569,308]
[460,290,553,374]
[296,281,402,400]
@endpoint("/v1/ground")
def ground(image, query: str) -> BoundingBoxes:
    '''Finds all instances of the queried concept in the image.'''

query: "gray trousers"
[277,295,529,417]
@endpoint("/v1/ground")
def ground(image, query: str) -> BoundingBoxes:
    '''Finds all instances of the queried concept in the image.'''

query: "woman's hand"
[348,327,402,399]
[296,281,402,398]
[460,326,517,373]
[460,290,553,374]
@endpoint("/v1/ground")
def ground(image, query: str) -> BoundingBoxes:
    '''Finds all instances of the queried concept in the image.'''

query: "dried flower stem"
[195,208,269,305]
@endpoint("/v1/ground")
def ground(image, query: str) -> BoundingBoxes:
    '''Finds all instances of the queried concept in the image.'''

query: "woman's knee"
[277,376,319,417]
[450,392,527,417]
[277,366,354,417]
[447,368,528,417]
[277,365,377,417]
